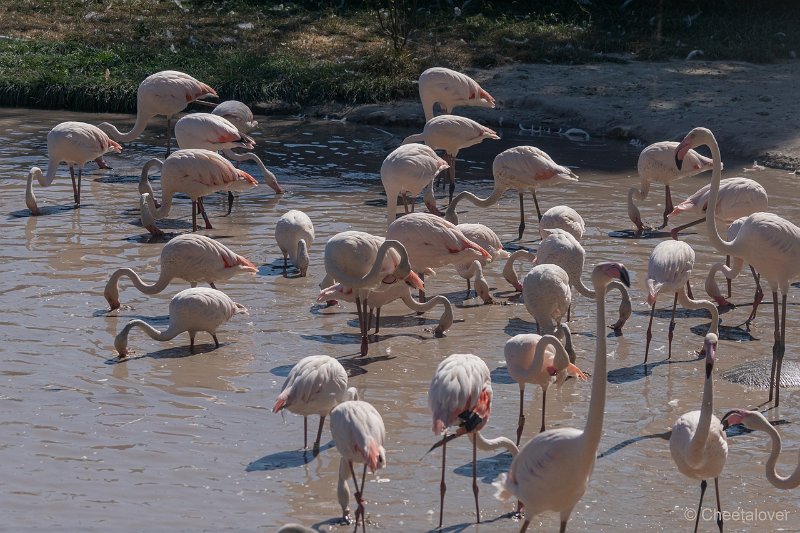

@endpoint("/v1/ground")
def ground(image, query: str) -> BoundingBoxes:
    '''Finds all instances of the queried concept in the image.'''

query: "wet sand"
[0,107,798,531]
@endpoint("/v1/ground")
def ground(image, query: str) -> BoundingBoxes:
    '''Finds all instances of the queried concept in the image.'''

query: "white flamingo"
[493,262,631,532]
[455,223,510,303]
[445,146,579,240]
[540,205,585,241]
[275,210,315,277]
[25,121,122,214]
[627,140,718,232]
[138,149,258,234]
[417,67,495,121]
[644,239,719,363]
[676,126,800,406]
[402,114,500,201]
[380,143,448,227]
[522,263,571,338]
[505,328,587,445]
[104,233,257,310]
[97,70,217,156]
[113,287,247,357]
[721,409,800,489]
[211,100,258,134]
[273,355,356,452]
[330,397,386,530]
[670,333,727,533]
[427,353,519,528]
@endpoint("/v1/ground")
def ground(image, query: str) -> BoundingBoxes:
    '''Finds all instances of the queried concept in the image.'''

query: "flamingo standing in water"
[25,121,122,215]
[670,333,727,533]
[275,210,315,277]
[627,140,718,233]
[97,70,217,157]
[522,263,572,338]
[380,143,448,227]
[676,126,800,407]
[539,205,585,241]
[721,409,800,489]
[427,353,519,528]
[402,114,500,201]
[138,149,258,234]
[493,262,630,532]
[644,239,719,363]
[273,355,356,452]
[455,223,510,303]
[417,67,495,121]
[505,328,587,445]
[445,146,579,240]
[113,287,247,357]
[104,233,257,310]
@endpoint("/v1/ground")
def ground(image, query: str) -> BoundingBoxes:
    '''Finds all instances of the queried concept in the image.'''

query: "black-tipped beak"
[619,266,631,288]
[705,361,714,379]
[674,151,683,171]
[422,432,462,458]
[720,409,738,430]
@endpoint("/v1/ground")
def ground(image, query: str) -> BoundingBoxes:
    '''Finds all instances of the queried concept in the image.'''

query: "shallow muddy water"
[1,107,798,532]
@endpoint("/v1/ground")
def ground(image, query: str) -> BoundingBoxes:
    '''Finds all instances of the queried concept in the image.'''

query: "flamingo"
[175,112,283,213]
[444,146,579,240]
[644,239,719,363]
[104,233,257,310]
[455,223,511,303]
[493,262,631,532]
[25,121,122,215]
[138,149,258,234]
[380,143,448,227]
[539,205,585,241]
[417,66,495,121]
[521,263,571,338]
[211,100,258,134]
[402,114,500,201]
[721,409,800,489]
[669,333,726,533]
[318,280,453,336]
[320,231,424,355]
[330,397,386,530]
[427,353,519,528]
[627,140,718,232]
[504,328,587,445]
[273,355,356,452]
[676,126,800,406]
[113,287,247,357]
[97,70,217,157]
[275,210,315,277]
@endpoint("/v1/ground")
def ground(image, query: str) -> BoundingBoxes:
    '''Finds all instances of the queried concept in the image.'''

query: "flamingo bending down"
[644,239,719,363]
[380,143,448,227]
[493,262,631,532]
[138,149,258,234]
[417,67,495,121]
[505,328,587,445]
[522,263,571,339]
[320,231,424,355]
[211,100,258,134]
[455,223,510,303]
[273,355,356,452]
[427,353,519,528]
[670,333,727,533]
[628,140,718,232]
[275,210,315,277]
[25,121,122,214]
[676,126,800,407]
[402,114,500,201]
[113,287,247,357]
[330,398,386,529]
[104,233,257,310]
[445,146,579,240]
[97,70,217,157]
[539,205,585,241]
[721,409,800,489]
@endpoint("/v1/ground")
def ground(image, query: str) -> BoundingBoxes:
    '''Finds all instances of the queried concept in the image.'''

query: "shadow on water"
[608,229,672,239]
[490,365,516,385]
[104,342,222,364]
[258,260,302,278]
[689,323,756,342]
[451,451,514,483]
[504,317,535,337]
[246,442,336,472]
[607,355,703,384]
[269,361,368,380]
[9,205,78,218]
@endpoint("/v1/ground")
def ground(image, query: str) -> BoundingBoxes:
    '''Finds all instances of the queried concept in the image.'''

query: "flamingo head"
[114,333,129,358]
[702,332,718,378]
[720,408,749,430]
[593,262,631,289]
[403,271,425,290]
[675,127,715,170]
[104,287,121,311]
[139,194,163,237]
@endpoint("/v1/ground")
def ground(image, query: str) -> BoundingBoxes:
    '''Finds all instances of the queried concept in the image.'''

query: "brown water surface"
[0,108,798,532]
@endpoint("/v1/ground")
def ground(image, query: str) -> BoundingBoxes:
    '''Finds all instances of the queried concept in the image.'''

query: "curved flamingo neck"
[33,159,59,187]
[502,250,536,289]
[138,158,163,198]
[703,135,735,255]
[294,240,310,273]
[582,281,609,450]
[471,431,519,457]
[98,111,154,142]
[222,149,283,193]
[678,289,719,337]
[402,133,426,145]
[761,420,800,489]
[114,319,181,354]
[444,187,505,224]
[105,268,172,303]
[687,359,716,467]
[332,240,411,289]
[535,335,571,374]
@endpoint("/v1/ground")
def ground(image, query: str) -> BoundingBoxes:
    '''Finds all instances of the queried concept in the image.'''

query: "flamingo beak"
[405,271,424,290]
[720,409,745,430]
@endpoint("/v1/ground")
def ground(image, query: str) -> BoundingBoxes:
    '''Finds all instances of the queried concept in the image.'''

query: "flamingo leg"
[517,192,526,240]
[660,185,673,229]
[226,191,234,216]
[212,333,219,347]
[472,435,480,524]
[366,309,374,333]
[303,416,308,450]
[198,197,213,229]
[686,280,694,300]
[668,292,678,360]
[531,190,543,221]
[725,255,732,299]
[165,117,172,157]
[693,479,708,533]
[438,438,447,529]
[313,416,325,452]
[466,277,472,299]
[775,293,787,407]
[644,300,656,364]
[540,387,549,433]
[670,216,705,240]
[349,461,366,532]
[745,267,763,329]
[191,200,198,232]
[520,520,530,533]
[282,255,288,275]
[447,153,456,203]
[567,305,571,322]
[769,291,780,404]
[69,164,79,205]
[356,297,368,356]
[77,167,83,205]
[189,332,196,353]
[516,387,525,446]
[559,521,567,533]
[401,193,410,215]
[714,477,723,532]
[374,307,381,334]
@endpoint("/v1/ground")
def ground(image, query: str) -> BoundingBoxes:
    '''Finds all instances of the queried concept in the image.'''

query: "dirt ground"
[317,59,800,170]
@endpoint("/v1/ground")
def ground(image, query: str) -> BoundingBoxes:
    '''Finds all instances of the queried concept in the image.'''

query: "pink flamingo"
[493,263,630,533]
[417,67,495,121]
[676,126,800,406]
[444,146,579,240]
[539,205,585,241]
[104,233,257,310]
[455,223,510,303]
[275,210,315,277]
[380,143,448,227]
[138,149,258,234]
[97,70,217,157]
[25,121,122,214]
[402,114,500,201]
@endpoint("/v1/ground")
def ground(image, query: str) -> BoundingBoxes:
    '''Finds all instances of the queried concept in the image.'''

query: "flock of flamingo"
[22,66,800,532]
